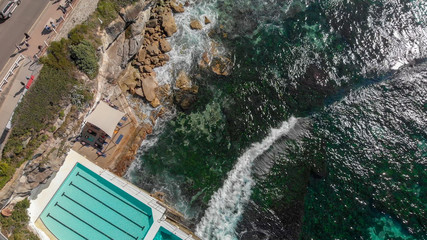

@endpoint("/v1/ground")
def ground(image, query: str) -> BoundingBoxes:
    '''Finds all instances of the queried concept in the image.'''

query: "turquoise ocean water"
[127,0,427,239]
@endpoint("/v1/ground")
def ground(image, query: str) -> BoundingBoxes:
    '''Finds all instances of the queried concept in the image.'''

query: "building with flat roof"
[29,150,196,240]
[80,101,126,151]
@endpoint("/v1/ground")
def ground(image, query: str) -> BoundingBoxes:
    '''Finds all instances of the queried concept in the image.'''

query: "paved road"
[0,0,49,70]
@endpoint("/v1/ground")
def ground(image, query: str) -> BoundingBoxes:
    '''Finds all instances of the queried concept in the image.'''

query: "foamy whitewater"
[196,117,298,240]
[154,0,219,85]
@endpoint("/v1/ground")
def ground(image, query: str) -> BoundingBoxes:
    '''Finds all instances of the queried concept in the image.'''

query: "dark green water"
[128,0,427,239]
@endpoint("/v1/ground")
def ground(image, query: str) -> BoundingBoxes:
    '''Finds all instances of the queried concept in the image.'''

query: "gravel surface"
[55,0,100,40]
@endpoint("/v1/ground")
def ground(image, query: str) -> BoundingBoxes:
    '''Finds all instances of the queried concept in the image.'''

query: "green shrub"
[96,0,118,26]
[40,39,73,71]
[0,162,11,177]
[59,110,65,119]
[68,24,89,45]
[0,199,38,240]
[70,40,99,79]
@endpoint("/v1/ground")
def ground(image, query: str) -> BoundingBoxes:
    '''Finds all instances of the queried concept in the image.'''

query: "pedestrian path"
[0,0,80,154]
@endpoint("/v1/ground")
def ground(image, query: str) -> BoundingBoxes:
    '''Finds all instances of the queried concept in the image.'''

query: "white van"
[0,0,21,19]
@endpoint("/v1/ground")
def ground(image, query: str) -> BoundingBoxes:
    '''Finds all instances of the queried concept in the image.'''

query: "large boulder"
[162,11,177,37]
[146,42,161,56]
[159,39,172,53]
[190,20,203,30]
[170,1,185,13]
[141,76,158,101]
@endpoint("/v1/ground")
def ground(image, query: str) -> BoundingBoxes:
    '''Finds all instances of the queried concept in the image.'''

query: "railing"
[0,55,24,92]
[0,0,78,92]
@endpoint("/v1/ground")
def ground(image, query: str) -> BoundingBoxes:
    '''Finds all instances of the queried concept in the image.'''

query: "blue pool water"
[40,163,153,240]
[153,227,182,240]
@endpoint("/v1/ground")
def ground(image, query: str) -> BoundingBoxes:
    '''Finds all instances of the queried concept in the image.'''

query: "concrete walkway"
[0,0,80,154]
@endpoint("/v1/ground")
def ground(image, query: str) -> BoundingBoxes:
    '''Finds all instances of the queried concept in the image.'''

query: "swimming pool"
[153,227,183,240]
[40,163,153,240]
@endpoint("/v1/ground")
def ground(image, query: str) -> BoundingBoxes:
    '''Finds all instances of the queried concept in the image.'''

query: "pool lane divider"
[67,182,146,230]
[54,201,113,240]
[60,192,138,240]
[75,172,150,217]
[46,212,89,240]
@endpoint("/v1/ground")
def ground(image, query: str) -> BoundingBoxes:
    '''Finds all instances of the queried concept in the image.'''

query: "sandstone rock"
[150,56,160,65]
[132,59,142,67]
[175,71,191,89]
[150,97,161,108]
[137,48,146,62]
[143,65,153,73]
[211,56,233,76]
[123,74,138,91]
[159,39,172,53]
[189,85,199,94]
[141,76,158,101]
[156,84,171,102]
[134,87,144,97]
[147,19,158,28]
[162,11,177,37]
[145,27,155,35]
[158,54,170,62]
[146,43,160,56]
[149,115,156,125]
[190,20,203,30]
[143,58,151,65]
[1,208,12,217]
[157,107,166,118]
[199,51,210,67]
[170,1,185,13]
[204,16,211,24]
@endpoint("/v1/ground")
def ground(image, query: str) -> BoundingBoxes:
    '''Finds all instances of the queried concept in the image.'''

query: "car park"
[0,0,21,20]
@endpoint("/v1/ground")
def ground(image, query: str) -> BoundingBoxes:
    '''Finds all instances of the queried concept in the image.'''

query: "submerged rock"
[211,56,233,76]
[175,71,191,89]
[174,91,197,111]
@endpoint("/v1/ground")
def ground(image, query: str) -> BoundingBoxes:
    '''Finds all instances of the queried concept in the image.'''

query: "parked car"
[0,0,21,19]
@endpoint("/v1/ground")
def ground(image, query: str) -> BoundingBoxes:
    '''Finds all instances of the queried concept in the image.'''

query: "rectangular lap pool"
[40,163,153,240]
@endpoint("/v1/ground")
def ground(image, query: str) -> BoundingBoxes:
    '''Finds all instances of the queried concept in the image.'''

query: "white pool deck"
[29,149,195,240]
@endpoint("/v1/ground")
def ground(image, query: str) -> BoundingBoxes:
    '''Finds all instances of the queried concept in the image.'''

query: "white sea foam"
[195,117,298,240]
[155,0,218,85]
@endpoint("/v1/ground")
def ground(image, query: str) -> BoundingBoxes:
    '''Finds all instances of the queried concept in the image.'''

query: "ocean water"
[127,0,427,239]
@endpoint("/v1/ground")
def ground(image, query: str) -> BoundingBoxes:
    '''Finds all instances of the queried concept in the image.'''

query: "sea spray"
[196,117,298,240]
[155,0,219,85]
[127,0,219,172]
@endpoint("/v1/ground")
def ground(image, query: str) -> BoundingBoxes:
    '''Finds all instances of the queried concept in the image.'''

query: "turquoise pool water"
[153,227,182,240]
[40,163,153,240]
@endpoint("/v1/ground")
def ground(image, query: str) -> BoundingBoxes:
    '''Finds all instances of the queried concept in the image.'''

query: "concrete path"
[0,0,81,153]
[0,0,48,70]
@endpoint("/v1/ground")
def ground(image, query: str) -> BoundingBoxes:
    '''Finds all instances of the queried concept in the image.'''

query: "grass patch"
[0,198,39,240]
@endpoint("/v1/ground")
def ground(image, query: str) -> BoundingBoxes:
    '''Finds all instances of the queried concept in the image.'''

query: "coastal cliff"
[0,0,186,217]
